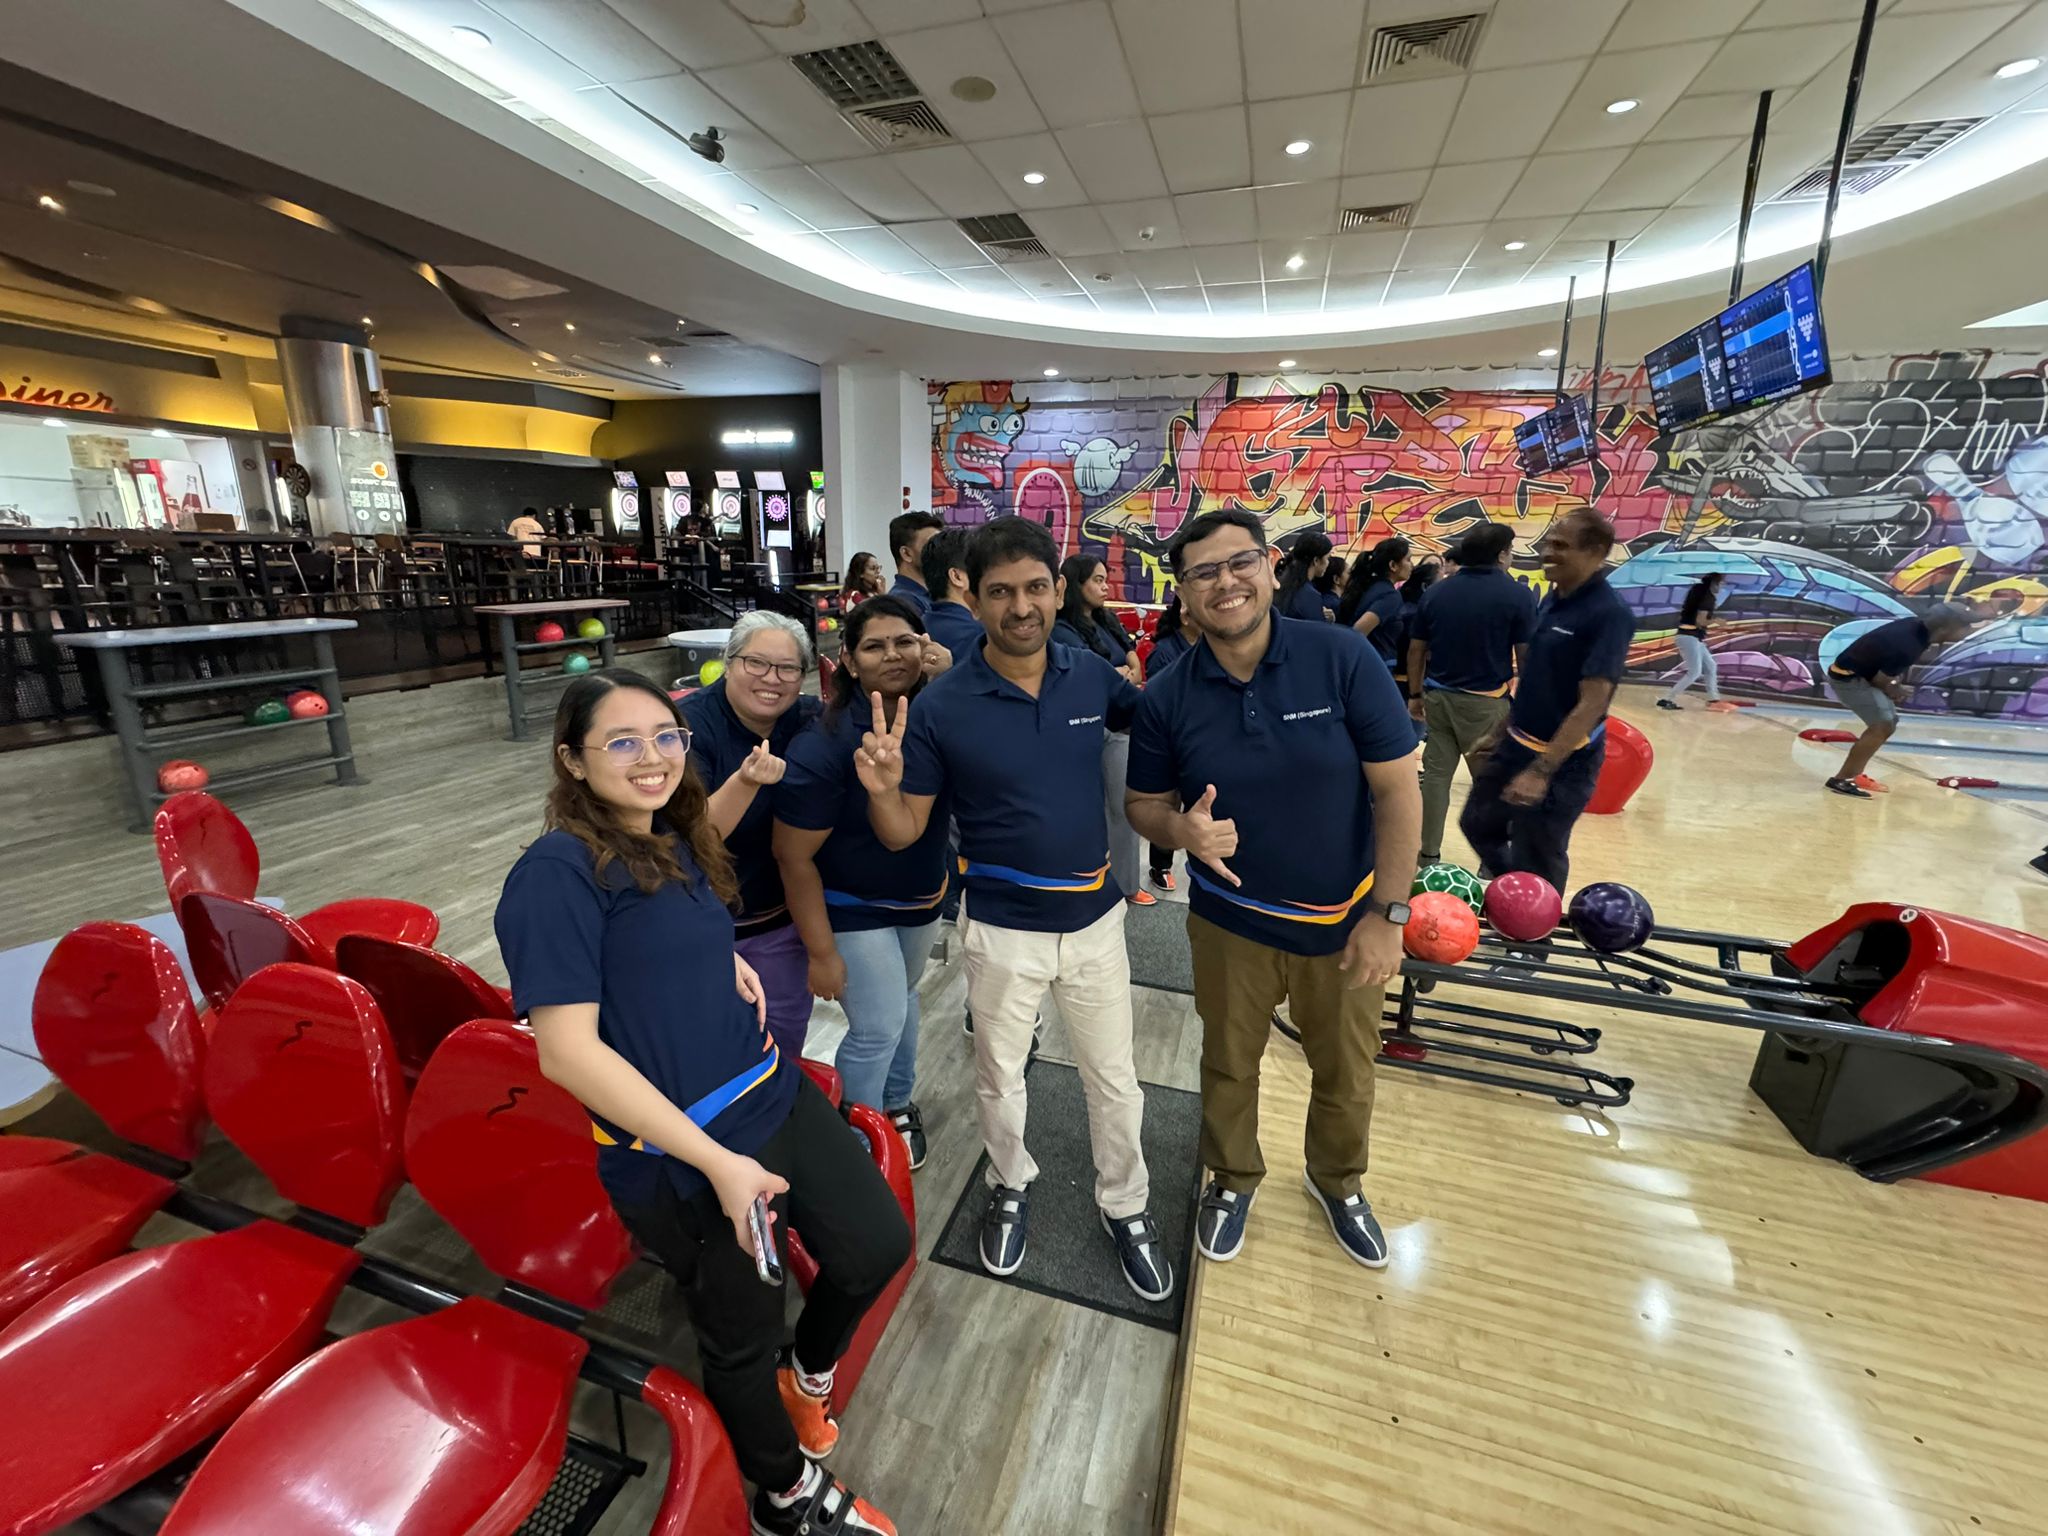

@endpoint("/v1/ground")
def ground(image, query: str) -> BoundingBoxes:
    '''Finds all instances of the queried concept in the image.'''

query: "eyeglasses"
[584,728,691,763]
[1179,548,1268,587]
[734,653,803,683]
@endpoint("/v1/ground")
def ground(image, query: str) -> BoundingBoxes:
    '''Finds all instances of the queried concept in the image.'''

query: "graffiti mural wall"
[929,354,2048,719]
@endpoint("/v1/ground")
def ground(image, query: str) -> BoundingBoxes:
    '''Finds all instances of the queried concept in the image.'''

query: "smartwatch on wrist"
[1370,896,1412,926]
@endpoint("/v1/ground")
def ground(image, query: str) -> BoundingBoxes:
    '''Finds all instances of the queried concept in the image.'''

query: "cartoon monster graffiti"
[933,382,1024,522]
[1062,436,1138,497]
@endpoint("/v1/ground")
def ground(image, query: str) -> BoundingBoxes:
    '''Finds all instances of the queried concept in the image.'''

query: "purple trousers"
[737,920,814,1061]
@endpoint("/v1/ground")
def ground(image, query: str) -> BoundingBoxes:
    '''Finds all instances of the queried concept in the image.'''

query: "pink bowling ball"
[1483,871,1562,942]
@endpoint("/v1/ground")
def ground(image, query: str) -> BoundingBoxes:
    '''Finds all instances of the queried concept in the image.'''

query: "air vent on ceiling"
[791,40,953,149]
[639,327,732,346]
[1366,14,1485,79]
[1771,117,1987,202]
[1340,203,1414,231]
[957,213,1049,263]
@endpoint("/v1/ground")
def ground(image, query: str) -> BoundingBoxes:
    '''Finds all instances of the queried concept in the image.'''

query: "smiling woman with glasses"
[680,610,822,1058]
[494,667,909,1536]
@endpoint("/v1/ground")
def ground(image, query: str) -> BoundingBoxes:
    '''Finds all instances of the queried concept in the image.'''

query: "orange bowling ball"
[1404,892,1481,964]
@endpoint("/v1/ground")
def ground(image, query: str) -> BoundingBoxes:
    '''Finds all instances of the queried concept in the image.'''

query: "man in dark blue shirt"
[918,526,983,661]
[886,510,943,616]
[1822,604,1971,797]
[1459,506,1635,892]
[856,517,1173,1304]
[1408,522,1536,862]
[1126,509,1421,1271]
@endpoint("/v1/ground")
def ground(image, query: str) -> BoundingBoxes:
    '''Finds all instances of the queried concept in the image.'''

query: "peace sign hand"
[738,739,786,786]
[854,690,910,796]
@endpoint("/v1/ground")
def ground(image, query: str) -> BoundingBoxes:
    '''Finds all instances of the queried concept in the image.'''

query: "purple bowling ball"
[1568,882,1655,954]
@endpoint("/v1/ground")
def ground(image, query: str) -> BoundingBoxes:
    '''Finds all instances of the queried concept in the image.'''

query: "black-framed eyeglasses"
[583,727,691,763]
[734,652,803,683]
[1180,548,1267,587]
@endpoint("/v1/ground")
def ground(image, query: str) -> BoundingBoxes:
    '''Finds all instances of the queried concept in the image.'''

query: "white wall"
[821,364,926,577]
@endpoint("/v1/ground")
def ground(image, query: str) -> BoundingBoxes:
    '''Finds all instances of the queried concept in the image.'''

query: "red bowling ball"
[157,759,209,793]
[1404,892,1482,964]
[534,621,566,643]
[286,692,329,720]
[1483,872,1562,942]
[1586,715,1654,815]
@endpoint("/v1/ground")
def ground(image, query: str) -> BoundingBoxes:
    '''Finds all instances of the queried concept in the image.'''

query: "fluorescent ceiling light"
[1504,240,1527,251]
[1605,98,1639,115]
[1023,171,1046,185]
[36,194,62,213]
[1277,358,1297,369]
[42,417,66,427]
[1043,367,1059,376]
[722,428,795,446]
[1284,253,1305,271]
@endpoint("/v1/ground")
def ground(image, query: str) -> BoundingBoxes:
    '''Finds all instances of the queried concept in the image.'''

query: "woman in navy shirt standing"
[496,671,906,1536]
[774,596,951,1165]
[1338,536,1415,667]
[1274,532,1336,623]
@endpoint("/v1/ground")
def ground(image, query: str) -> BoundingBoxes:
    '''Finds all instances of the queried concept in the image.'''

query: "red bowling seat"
[154,791,440,954]
[178,891,329,1010]
[31,920,208,1159]
[335,934,517,1079]
[801,1057,844,1106]
[0,1138,174,1329]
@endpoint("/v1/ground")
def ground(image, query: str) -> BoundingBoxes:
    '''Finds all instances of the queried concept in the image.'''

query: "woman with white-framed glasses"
[495,669,907,1536]
[680,611,821,1057]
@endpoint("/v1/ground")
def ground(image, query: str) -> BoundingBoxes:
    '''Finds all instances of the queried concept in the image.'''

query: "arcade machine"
[795,469,843,667]
[805,469,826,542]
[710,470,756,611]
[650,471,688,556]
[750,470,792,589]
[606,471,642,539]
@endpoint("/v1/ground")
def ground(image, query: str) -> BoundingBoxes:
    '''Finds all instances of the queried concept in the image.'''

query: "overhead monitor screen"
[1644,260,1830,433]
[1513,394,1594,475]
[1646,320,1731,434]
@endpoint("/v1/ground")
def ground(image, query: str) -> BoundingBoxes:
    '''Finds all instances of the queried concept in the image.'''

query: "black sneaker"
[979,1184,1029,1276]
[1149,867,1176,891]
[2032,852,2048,880]
[1302,1170,1389,1268]
[752,1467,897,1535]
[1825,776,1872,799]
[886,1103,926,1170]
[1656,698,1681,711]
[1194,1181,1254,1262]
[1100,1208,1175,1301]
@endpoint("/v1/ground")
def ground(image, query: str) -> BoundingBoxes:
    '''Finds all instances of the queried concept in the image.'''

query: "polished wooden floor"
[1169,693,2048,1536]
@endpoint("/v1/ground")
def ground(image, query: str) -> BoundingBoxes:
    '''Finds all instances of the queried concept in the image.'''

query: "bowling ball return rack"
[1327,903,2048,1188]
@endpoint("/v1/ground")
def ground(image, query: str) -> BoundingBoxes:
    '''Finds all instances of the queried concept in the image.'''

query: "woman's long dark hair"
[547,670,735,902]
[1155,591,1184,643]
[1400,557,1441,604]
[1057,553,1133,658]
[1338,536,1412,624]
[825,593,926,727]
[1276,532,1333,613]
[843,552,883,597]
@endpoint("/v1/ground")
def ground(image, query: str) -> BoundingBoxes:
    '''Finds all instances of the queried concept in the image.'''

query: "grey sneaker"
[1194,1180,1254,1262]
[1302,1170,1389,1268]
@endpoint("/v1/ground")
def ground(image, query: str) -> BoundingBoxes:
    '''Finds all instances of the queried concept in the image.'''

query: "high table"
[473,599,630,741]
[57,619,360,832]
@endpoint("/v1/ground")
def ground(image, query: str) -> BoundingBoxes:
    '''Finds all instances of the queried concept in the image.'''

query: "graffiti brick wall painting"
[928,354,2048,720]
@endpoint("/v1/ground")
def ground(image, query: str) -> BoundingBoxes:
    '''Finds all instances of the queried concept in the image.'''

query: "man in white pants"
[856,516,1171,1302]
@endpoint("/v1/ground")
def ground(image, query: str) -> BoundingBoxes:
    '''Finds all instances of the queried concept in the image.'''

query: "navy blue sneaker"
[980,1184,1029,1276]
[1194,1180,1254,1262]
[1302,1170,1389,1268]
[1101,1208,1175,1301]
[886,1103,926,1170]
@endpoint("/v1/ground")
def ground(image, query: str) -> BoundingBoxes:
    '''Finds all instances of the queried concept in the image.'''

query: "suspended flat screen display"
[1645,260,1831,433]
[1514,394,1594,475]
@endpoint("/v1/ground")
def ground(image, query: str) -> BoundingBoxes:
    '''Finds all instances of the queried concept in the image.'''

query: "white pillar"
[821,364,927,577]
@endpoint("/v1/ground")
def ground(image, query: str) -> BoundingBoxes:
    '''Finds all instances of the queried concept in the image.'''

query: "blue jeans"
[834,921,939,1112]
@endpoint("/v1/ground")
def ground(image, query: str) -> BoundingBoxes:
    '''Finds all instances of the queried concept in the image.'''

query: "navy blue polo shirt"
[1051,615,1130,667]
[495,831,796,1206]
[1281,584,1329,625]
[776,695,951,932]
[924,599,983,661]
[1507,571,1636,755]
[1127,619,1415,956]
[1354,579,1405,665]
[1415,567,1537,695]
[1148,629,1193,676]
[888,573,931,617]
[1832,617,1930,681]
[902,642,1139,933]
[678,682,821,935]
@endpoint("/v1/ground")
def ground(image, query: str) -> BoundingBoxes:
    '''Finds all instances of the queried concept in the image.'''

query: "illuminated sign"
[6,375,115,413]
[721,428,795,446]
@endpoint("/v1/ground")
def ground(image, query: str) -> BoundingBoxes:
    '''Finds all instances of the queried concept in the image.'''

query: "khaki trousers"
[1420,689,1511,860]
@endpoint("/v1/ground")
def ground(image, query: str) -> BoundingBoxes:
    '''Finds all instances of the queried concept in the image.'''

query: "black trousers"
[614,1076,911,1491]
[1148,842,1173,876]
[1459,736,1604,891]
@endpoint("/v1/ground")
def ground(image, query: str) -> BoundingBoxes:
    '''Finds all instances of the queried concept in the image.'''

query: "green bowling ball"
[577,617,608,640]
[1412,861,1486,913]
[562,653,592,675]
[246,698,290,726]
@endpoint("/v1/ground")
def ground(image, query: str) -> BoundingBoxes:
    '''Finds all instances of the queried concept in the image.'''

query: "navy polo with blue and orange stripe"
[1414,565,1537,696]
[902,640,1138,933]
[1126,616,1416,956]
[1505,570,1636,757]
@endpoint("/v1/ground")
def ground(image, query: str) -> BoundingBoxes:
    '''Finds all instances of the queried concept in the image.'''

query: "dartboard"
[765,492,790,523]
[716,490,742,521]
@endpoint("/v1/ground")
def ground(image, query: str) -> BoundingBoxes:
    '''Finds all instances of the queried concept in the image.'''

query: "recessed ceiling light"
[735,202,758,213]
[1605,98,1639,115]
[564,322,576,332]
[65,180,116,198]
[1278,358,1298,369]
[42,417,66,428]
[508,320,521,327]
[1504,240,1527,251]
[1285,253,1306,271]
[1284,139,1313,156]
[1023,171,1046,185]
[1043,366,1059,376]
[1997,58,2042,79]
[1537,347,1559,358]
[449,25,492,49]
[36,194,63,214]
[648,352,662,363]
[360,315,374,326]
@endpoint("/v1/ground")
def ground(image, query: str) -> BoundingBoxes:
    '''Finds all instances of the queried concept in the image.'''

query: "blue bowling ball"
[1568,881,1655,954]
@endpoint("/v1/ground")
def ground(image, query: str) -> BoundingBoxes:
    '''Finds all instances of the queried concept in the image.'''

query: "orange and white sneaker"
[1855,774,1890,794]
[752,1465,897,1536]
[776,1359,839,1459]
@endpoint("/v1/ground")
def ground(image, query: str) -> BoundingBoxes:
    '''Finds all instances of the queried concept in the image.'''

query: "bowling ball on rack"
[1412,861,1486,913]
[535,621,566,643]
[285,691,330,719]
[698,659,727,686]
[157,759,209,793]
[246,699,290,726]
[1404,892,1481,964]
[1482,871,1562,942]
[1568,882,1655,954]
[577,617,608,641]
[562,653,592,675]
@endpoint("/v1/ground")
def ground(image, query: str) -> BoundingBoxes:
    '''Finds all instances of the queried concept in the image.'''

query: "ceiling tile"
[744,0,870,53]
[611,76,793,171]
[1146,285,1213,313]
[815,158,943,221]
[1029,204,1121,256]
[894,219,991,265]
[1479,214,1570,254]
[1344,77,1464,174]
[1113,0,1244,113]
[1194,243,1262,284]
[1828,5,2024,125]
[1384,268,1463,302]
[1646,92,1780,142]
[1264,277,1329,314]
[1075,265,1145,299]
[967,132,1082,208]
[1497,148,1631,216]
[1691,21,1858,92]
[1254,180,1340,239]
[742,166,876,230]
[825,225,926,273]
[1441,62,1586,164]
[880,19,1048,140]
[1259,237,1332,282]
[1328,228,1410,275]
[1545,42,1718,151]
[1398,223,1485,267]
[1891,4,2048,121]
[991,1,1143,129]
[1248,92,1351,184]
[1472,0,1631,69]
[699,57,873,163]
[600,0,772,67]
[1241,0,1366,100]
[943,263,1033,299]
[1055,119,1170,202]
[1325,274,1391,306]
[486,0,678,83]
[1150,106,1252,195]
[1336,170,1432,213]
[1174,188,1258,245]
[708,173,815,234]
[1561,207,1658,241]
[1127,247,1202,286]
[1453,257,1535,288]
[1582,136,1744,210]
[1102,197,1185,250]
[1627,203,1737,259]
[1202,280,1267,314]
[1414,159,1525,225]
[1001,256,1086,295]
[1744,0,1880,24]
[857,0,983,28]
[890,144,1013,217]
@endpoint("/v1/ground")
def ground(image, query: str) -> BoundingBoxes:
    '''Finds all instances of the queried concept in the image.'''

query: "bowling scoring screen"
[1647,320,1731,435]
[1644,260,1830,434]
[1513,394,1594,475]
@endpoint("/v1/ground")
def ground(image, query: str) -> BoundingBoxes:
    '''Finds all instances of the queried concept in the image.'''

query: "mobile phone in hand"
[748,1194,783,1286]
